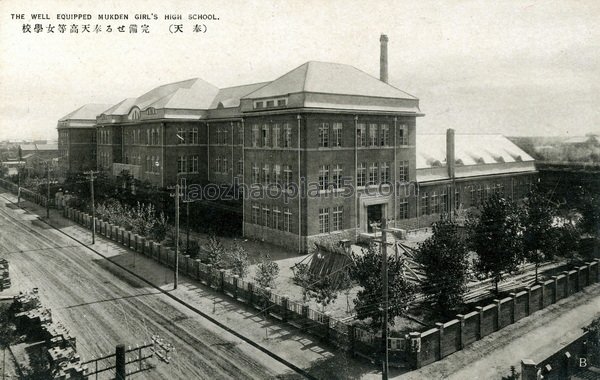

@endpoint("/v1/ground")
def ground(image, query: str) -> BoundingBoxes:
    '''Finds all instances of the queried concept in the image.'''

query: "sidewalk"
[3,193,378,380]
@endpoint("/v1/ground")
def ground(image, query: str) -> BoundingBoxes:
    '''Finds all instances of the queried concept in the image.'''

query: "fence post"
[348,324,356,355]
[586,262,592,285]
[115,344,126,380]
[457,314,465,349]
[521,359,538,380]
[563,271,570,297]
[476,306,484,339]
[323,312,331,341]
[552,276,558,303]
[509,293,516,323]
[247,282,254,305]
[219,270,225,293]
[281,296,288,322]
[409,332,422,369]
[233,275,239,299]
[301,304,309,332]
[526,287,532,315]
[494,299,501,330]
[435,322,444,359]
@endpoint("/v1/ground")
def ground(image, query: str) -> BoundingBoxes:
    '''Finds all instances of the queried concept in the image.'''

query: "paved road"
[0,192,297,379]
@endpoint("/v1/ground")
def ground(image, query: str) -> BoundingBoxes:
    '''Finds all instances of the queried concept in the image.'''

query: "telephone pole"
[381,216,389,380]
[84,170,99,244]
[169,181,182,290]
[46,161,50,219]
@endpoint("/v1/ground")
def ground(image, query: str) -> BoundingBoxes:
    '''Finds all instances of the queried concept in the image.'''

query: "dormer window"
[266,100,275,107]
[277,99,287,106]
[254,98,287,109]
[147,107,156,116]
[254,101,264,109]
[128,108,141,121]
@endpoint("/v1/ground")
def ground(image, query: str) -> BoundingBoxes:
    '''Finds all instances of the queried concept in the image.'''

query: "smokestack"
[380,34,388,83]
[447,128,455,178]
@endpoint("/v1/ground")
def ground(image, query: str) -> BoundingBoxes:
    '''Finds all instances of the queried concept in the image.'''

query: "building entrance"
[367,204,383,233]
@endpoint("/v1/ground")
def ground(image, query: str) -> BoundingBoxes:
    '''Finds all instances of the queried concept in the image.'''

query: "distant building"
[57,104,112,174]
[563,135,599,147]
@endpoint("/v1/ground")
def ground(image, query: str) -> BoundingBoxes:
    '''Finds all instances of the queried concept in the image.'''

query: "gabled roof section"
[416,134,535,169]
[101,98,137,116]
[136,78,220,110]
[59,104,112,121]
[244,61,417,100]
[209,82,270,109]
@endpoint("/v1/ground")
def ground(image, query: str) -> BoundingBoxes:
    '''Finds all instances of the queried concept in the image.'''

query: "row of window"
[177,155,200,174]
[214,123,243,145]
[355,161,409,187]
[251,123,293,148]
[98,129,111,145]
[176,127,199,145]
[251,203,293,232]
[318,206,344,234]
[356,123,408,147]
[251,163,293,185]
[213,157,243,176]
[145,156,160,174]
[98,151,111,168]
[254,98,287,109]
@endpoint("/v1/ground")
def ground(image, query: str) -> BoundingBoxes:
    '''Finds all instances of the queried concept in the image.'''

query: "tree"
[584,316,600,366]
[579,191,600,238]
[418,218,470,317]
[520,189,560,282]
[205,232,226,268]
[350,244,416,331]
[130,201,155,237]
[468,194,523,294]
[338,268,354,313]
[292,263,314,304]
[225,243,250,279]
[309,275,338,312]
[555,219,581,263]
[150,211,169,242]
[254,254,279,289]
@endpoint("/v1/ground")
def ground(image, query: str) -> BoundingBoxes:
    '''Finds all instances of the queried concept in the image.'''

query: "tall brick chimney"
[447,128,456,178]
[380,34,389,83]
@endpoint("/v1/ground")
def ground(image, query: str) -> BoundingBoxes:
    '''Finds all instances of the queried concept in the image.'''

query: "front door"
[367,204,383,233]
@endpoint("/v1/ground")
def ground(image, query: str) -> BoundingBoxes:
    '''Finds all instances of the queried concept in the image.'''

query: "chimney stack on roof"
[380,34,389,83]
[447,128,456,178]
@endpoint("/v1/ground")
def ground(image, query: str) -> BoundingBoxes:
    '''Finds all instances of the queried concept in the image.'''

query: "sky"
[0,0,599,141]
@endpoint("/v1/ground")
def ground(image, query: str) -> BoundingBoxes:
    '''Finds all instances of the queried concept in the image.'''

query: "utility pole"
[46,161,50,219]
[85,171,99,244]
[186,201,190,252]
[381,217,389,380]
[168,181,181,290]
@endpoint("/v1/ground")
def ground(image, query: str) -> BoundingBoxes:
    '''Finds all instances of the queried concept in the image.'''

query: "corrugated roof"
[209,82,270,109]
[243,61,417,100]
[59,104,113,121]
[19,144,58,152]
[416,134,534,169]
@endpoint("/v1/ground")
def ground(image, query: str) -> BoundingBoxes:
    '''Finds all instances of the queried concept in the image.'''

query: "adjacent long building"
[57,35,537,252]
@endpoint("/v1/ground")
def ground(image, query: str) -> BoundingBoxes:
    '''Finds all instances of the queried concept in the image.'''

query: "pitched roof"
[101,98,137,116]
[416,134,534,169]
[209,82,270,109]
[59,104,112,121]
[135,78,220,110]
[244,61,417,100]
[19,144,58,152]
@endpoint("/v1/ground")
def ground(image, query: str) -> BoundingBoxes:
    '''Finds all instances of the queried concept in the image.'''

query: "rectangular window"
[252,124,259,147]
[272,124,280,148]
[333,165,343,188]
[319,165,329,191]
[237,159,243,177]
[455,189,461,209]
[357,123,366,147]
[277,99,287,107]
[398,124,408,145]
[222,127,229,145]
[319,208,330,234]
[380,124,389,146]
[252,163,260,184]
[262,206,270,227]
[398,161,409,182]
[369,162,378,185]
[273,164,281,185]
[470,186,477,206]
[381,162,390,184]
[215,157,221,174]
[176,128,186,145]
[283,123,291,148]
[399,198,409,219]
[255,101,264,109]
[252,204,260,224]
[284,208,291,232]
[223,158,228,174]
[332,206,343,231]
[318,123,329,148]
[191,155,199,173]
[273,206,281,230]
[441,189,448,213]
[262,124,270,147]
[191,127,198,144]
[237,122,243,145]
[420,192,429,216]
[357,162,366,187]
[283,165,292,187]
[216,128,222,145]
[177,155,186,173]
[369,124,378,146]
[332,123,342,147]
[431,192,440,214]
[266,100,275,107]
[262,163,270,185]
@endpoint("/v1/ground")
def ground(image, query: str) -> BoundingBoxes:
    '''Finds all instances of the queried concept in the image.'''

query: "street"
[0,190,298,379]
